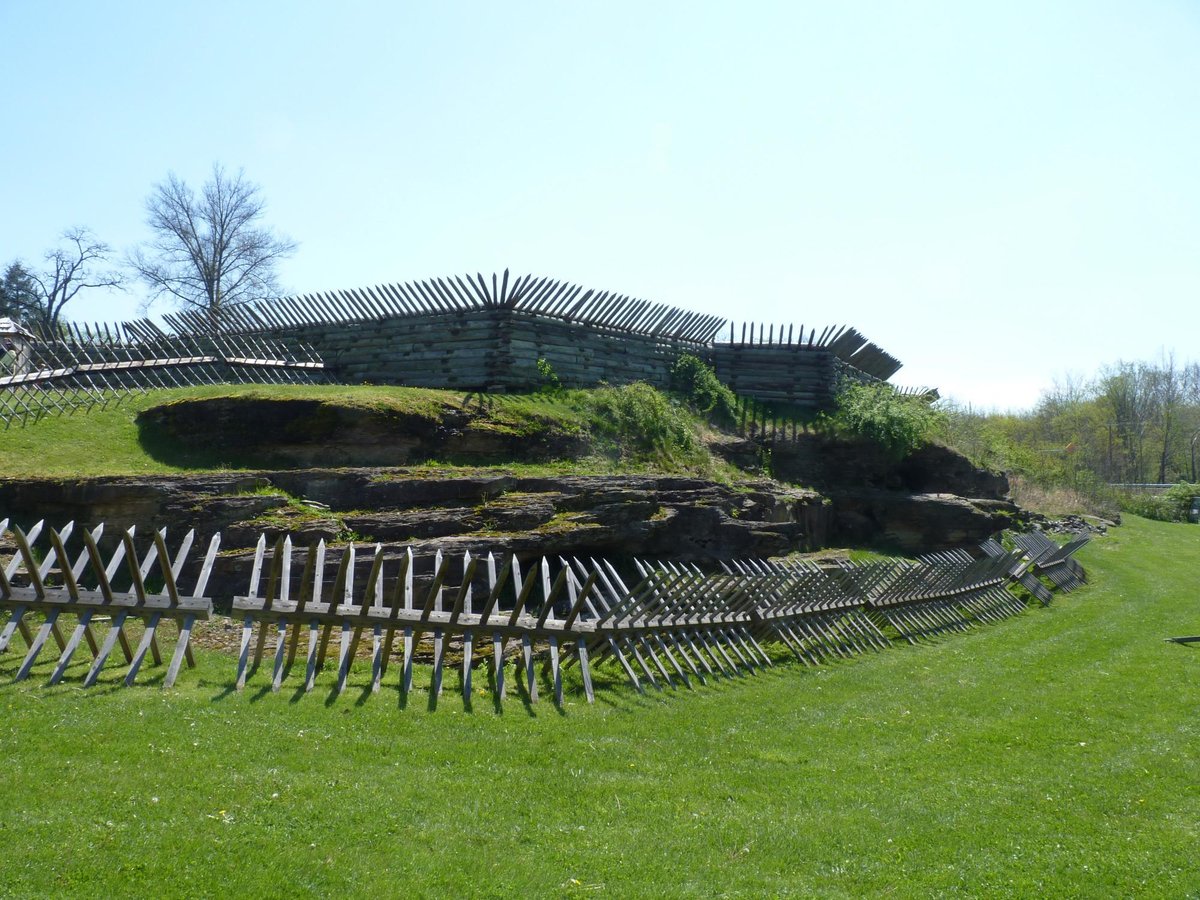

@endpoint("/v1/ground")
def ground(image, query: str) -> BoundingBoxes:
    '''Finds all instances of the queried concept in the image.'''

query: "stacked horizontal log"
[276,309,511,388]
[254,308,866,405]
[274,308,690,392]
[710,342,839,408]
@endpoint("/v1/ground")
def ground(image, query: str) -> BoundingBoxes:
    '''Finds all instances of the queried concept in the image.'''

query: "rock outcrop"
[0,462,1020,604]
[716,434,1016,552]
[0,470,832,601]
[1,398,1021,604]
[137,396,589,468]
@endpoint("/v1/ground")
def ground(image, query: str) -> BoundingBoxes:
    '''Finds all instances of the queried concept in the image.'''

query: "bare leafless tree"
[24,228,124,335]
[130,164,297,330]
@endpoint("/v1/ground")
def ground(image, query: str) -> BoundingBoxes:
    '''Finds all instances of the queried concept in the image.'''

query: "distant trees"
[1,165,293,336]
[1086,358,1200,485]
[129,164,296,330]
[0,262,39,327]
[943,355,1200,490]
[1,229,123,334]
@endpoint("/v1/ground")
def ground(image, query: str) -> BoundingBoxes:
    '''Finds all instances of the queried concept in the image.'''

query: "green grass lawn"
[0,384,596,477]
[1,516,1197,897]
[0,383,737,480]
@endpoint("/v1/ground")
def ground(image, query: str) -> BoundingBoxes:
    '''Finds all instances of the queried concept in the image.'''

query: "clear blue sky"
[3,1,1197,409]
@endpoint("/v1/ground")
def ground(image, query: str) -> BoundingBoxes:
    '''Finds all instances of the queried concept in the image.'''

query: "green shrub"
[587,382,703,467]
[669,354,737,426]
[536,357,561,393]
[828,381,945,459]
[1119,482,1200,522]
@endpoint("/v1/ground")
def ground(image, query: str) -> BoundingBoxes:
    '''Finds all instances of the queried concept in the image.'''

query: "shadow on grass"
[135,408,276,470]
[511,668,538,718]
[0,638,817,717]
[485,665,505,714]
[250,682,275,702]
[1165,638,1200,649]
[455,668,475,714]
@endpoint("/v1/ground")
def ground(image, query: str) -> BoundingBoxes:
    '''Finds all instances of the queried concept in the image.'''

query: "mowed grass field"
[0,516,1197,897]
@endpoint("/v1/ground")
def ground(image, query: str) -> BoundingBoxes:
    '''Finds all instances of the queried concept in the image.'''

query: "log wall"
[76,271,911,409]
[709,343,838,408]
[275,309,719,394]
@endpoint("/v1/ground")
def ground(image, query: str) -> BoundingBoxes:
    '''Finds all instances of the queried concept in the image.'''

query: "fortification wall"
[496,312,682,390]
[274,309,693,392]
[145,270,909,408]
[252,310,847,405]
[278,309,509,388]
[709,343,838,408]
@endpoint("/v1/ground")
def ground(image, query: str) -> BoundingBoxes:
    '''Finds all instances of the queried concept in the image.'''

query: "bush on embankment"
[826,381,946,460]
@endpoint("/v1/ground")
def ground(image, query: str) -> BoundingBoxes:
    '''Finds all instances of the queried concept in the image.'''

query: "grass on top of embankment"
[0,383,735,479]
[0,384,586,477]
[0,515,1197,897]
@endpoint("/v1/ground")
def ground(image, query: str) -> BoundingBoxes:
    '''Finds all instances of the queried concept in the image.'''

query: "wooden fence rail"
[0,519,219,687]
[0,520,1089,705]
[1,332,324,427]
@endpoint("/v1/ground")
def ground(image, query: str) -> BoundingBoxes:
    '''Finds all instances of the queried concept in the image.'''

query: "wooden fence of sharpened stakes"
[163,270,926,407]
[837,549,1028,645]
[721,558,891,664]
[2,269,936,424]
[980,538,1055,605]
[1008,532,1089,592]
[1,521,1089,705]
[0,519,219,687]
[0,330,324,428]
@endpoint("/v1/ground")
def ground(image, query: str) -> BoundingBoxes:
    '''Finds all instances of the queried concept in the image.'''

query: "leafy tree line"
[2,165,293,335]
[938,355,1200,514]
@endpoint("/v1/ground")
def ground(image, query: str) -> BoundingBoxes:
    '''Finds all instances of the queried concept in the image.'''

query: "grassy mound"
[0,383,739,479]
[0,517,1196,894]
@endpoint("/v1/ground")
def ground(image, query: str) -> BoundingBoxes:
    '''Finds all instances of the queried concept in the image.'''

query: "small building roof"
[0,317,35,341]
